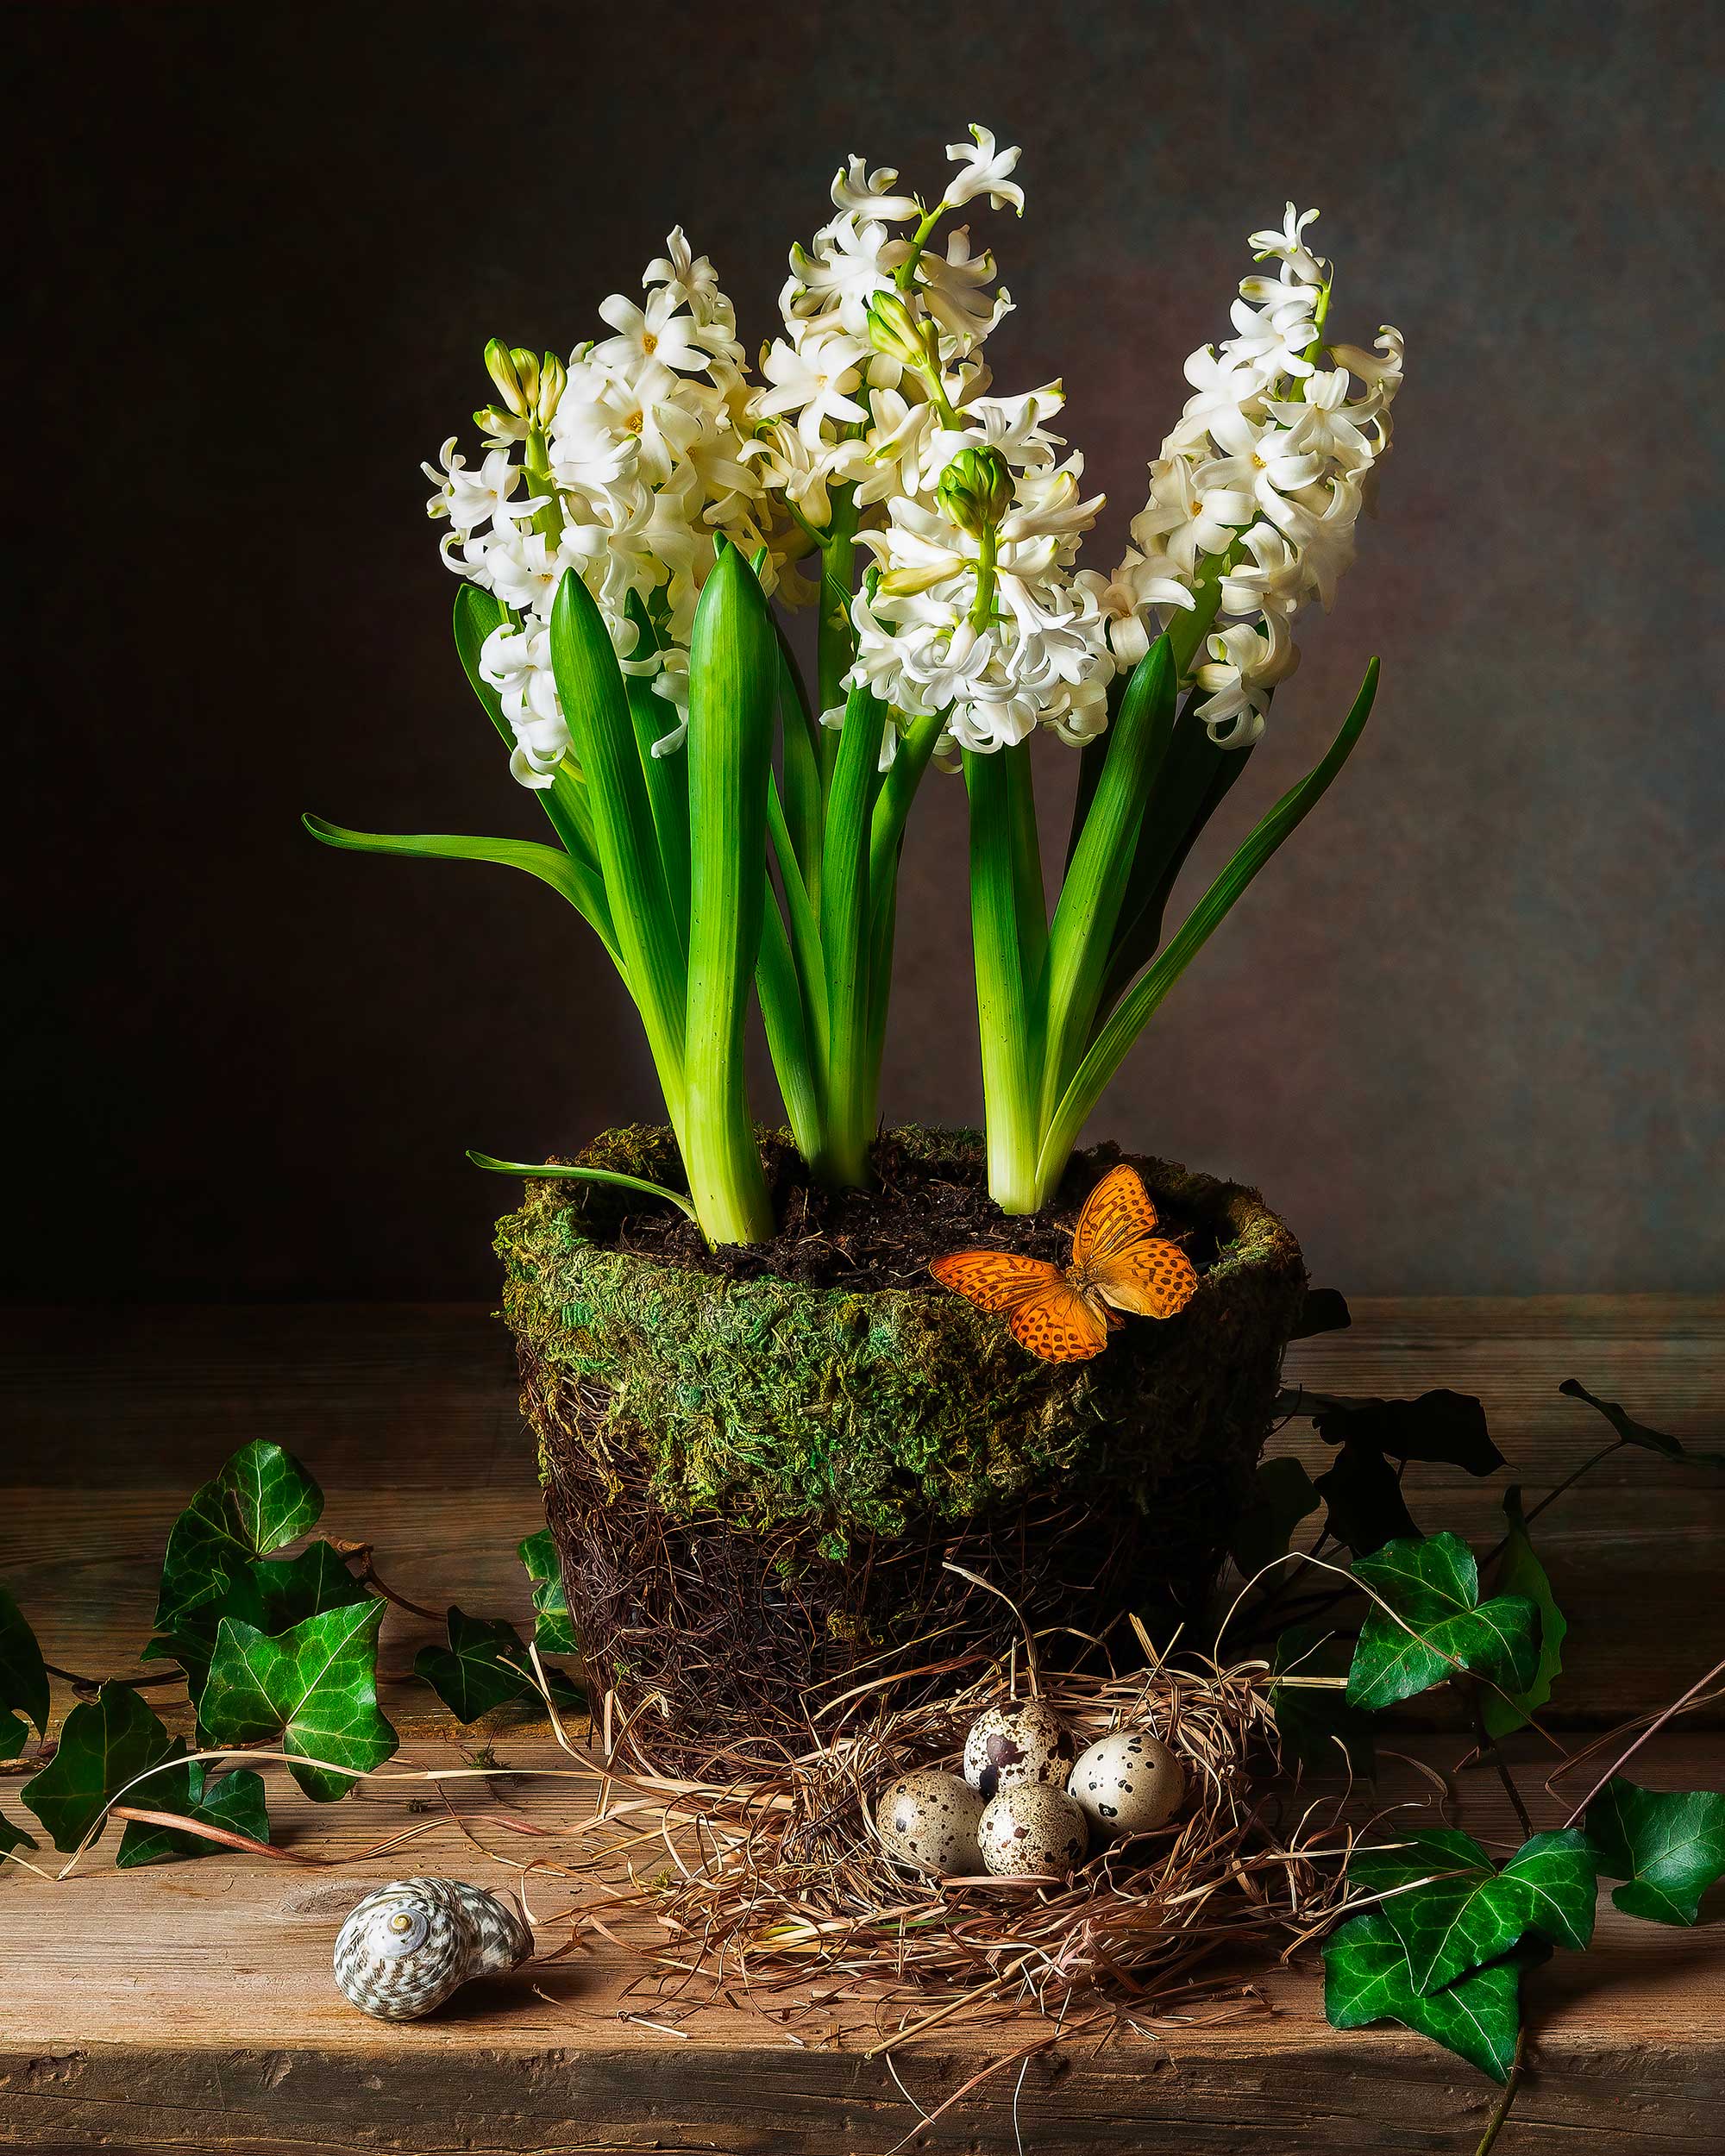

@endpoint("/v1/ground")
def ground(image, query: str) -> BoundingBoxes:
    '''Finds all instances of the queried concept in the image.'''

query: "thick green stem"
[816,489,859,793]
[965,748,1040,1213]
[814,684,887,1187]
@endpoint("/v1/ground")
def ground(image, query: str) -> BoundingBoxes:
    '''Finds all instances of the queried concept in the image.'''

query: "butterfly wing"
[1071,1162,1162,1270]
[1089,1239,1200,1320]
[930,1250,1063,1315]
[1007,1281,1111,1363]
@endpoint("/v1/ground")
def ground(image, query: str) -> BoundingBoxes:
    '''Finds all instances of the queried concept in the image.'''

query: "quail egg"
[1067,1727,1186,1840]
[977,1782,1090,1877]
[875,1770,988,1877]
[963,1700,1077,1802]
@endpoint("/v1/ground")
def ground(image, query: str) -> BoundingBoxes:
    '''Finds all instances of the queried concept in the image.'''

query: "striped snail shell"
[333,1877,533,2021]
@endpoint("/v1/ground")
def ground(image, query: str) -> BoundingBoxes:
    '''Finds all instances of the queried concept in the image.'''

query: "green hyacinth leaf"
[250,1542,374,1635]
[1229,1456,1321,1580]
[1355,1826,1596,1995]
[1483,1488,1566,1739]
[518,1531,578,1656]
[1323,1908,1523,2083]
[1584,1778,1725,1925]
[1270,1624,1376,1777]
[1558,1378,1725,1468]
[198,1602,396,1802]
[0,1585,50,1758]
[152,1443,323,1678]
[21,1684,179,1853]
[116,1743,271,1868]
[415,1606,581,1725]
[1346,1533,1540,1711]
[466,1152,698,1220]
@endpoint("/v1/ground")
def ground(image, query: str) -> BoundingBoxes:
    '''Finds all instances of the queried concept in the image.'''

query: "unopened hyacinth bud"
[938,446,1014,538]
[865,289,933,369]
[535,350,567,425]
[483,338,530,417]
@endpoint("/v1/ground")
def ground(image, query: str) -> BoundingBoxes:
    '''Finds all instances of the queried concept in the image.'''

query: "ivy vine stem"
[1469,1683,1534,1840]
[1474,2025,1527,2156]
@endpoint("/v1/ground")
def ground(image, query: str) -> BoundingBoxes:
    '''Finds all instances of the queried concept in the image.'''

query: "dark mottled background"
[8,1,1722,1300]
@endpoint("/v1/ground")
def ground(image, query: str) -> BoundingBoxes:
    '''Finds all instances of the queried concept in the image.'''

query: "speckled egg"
[875,1770,988,1877]
[1067,1728,1186,1840]
[963,1700,1077,1802]
[977,1783,1090,1877]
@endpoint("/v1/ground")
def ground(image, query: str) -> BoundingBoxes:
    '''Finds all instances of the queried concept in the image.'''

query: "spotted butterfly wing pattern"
[1071,1162,1162,1269]
[1087,1238,1200,1319]
[928,1250,1063,1313]
[1007,1281,1111,1363]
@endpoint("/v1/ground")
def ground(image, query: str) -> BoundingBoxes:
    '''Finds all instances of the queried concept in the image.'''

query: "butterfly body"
[930,1164,1199,1363]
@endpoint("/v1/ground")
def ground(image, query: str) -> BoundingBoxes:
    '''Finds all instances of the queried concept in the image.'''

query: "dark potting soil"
[613,1135,1216,1294]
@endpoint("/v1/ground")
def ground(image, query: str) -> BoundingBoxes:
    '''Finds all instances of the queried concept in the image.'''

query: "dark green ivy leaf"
[1559,1379,1725,1469]
[1323,1908,1524,2082]
[21,1683,179,1852]
[250,1541,373,1634]
[0,1584,50,1759]
[1289,1288,1352,1339]
[1346,1533,1540,1711]
[1483,1488,1566,1739]
[1229,1457,1321,1580]
[198,1601,397,1802]
[1,1808,38,1871]
[152,1442,324,1678]
[415,1606,581,1725]
[116,1743,270,1868]
[1309,1388,1505,1477]
[1353,1825,1595,1994]
[1584,1777,1725,1925]
[518,1530,579,1656]
[1312,1438,1420,1555]
[1271,1624,1376,1777]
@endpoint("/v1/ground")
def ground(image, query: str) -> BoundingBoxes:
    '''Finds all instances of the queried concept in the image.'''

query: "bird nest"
[549,1620,1357,2027]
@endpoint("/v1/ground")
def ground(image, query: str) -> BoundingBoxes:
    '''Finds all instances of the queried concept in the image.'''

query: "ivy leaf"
[152,1442,324,1677]
[1324,1908,1523,2082]
[518,1530,579,1656]
[1308,1388,1504,1476]
[1483,1488,1566,1739]
[1559,1379,1725,1469]
[1271,1624,1375,1777]
[1346,1533,1540,1711]
[251,1541,373,1634]
[1,1809,38,1871]
[1312,1439,1420,1555]
[116,1745,270,1868]
[1229,1457,1320,1579]
[0,1584,50,1759]
[1584,1778,1725,1925]
[1289,1288,1352,1339]
[415,1606,582,1725]
[1354,1826,1595,1994]
[198,1602,397,1802]
[20,1684,179,1852]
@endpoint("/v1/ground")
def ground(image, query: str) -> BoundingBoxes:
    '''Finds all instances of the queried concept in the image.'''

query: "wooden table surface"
[2,1297,1722,2153]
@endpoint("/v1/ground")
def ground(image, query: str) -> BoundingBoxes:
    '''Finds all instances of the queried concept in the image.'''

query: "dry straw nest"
[558,1622,1354,2028]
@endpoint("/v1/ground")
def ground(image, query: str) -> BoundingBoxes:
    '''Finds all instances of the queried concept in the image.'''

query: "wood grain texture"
[1,1300,1721,2151]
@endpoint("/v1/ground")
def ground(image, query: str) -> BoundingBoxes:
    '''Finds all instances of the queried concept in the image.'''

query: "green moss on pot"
[499,1125,1304,1544]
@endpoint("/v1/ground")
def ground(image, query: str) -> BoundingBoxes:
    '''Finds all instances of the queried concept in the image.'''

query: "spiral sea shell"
[333,1877,534,2021]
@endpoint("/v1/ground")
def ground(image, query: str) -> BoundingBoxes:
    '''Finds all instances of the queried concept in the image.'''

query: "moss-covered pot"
[497,1126,1306,1771]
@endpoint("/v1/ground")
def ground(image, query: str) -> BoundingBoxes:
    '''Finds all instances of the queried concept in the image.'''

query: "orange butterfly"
[929,1163,1199,1363]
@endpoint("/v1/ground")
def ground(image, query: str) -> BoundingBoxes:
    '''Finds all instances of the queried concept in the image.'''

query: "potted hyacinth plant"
[309,128,1405,1764]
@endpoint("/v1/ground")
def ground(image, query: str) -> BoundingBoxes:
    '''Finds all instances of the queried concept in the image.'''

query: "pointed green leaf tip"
[21,1683,179,1852]
[0,1584,50,1758]
[414,1604,582,1725]
[198,1601,397,1802]
[1584,1778,1725,1924]
[1352,1826,1595,1995]
[519,1530,579,1655]
[1483,1487,1566,1739]
[1346,1532,1540,1710]
[151,1442,323,1678]
[1324,1909,1524,2083]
